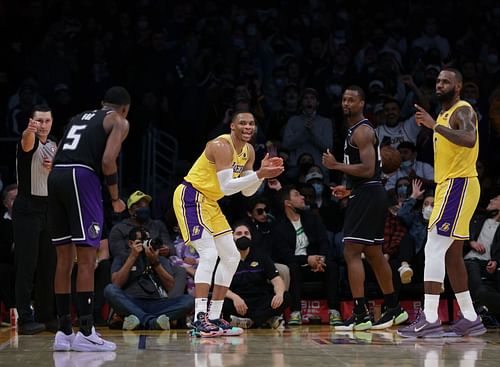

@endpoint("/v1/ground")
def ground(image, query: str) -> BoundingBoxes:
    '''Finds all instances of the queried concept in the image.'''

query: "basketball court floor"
[1,325,499,366]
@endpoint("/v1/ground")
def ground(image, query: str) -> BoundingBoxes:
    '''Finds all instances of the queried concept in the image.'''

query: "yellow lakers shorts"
[173,181,232,244]
[428,177,480,240]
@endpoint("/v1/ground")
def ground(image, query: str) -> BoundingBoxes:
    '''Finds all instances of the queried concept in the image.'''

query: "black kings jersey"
[344,118,382,189]
[53,109,111,176]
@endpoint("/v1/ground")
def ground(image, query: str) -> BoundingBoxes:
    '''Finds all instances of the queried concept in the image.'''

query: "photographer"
[109,190,186,297]
[104,228,194,330]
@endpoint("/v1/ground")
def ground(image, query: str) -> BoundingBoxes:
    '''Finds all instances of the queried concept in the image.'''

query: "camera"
[142,237,163,251]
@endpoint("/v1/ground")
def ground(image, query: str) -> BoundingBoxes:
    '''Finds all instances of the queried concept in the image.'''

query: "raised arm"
[414,104,476,148]
[210,139,284,196]
[20,118,39,152]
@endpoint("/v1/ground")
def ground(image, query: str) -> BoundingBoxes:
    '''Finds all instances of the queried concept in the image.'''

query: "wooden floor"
[1,325,499,366]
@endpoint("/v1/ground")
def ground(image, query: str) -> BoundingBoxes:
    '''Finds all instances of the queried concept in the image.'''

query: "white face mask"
[422,206,433,220]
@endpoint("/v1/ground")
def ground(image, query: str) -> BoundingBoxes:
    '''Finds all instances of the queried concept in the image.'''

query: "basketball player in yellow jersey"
[398,69,486,338]
[173,110,284,337]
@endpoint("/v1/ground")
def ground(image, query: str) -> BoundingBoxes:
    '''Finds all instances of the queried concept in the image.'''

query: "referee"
[12,105,57,334]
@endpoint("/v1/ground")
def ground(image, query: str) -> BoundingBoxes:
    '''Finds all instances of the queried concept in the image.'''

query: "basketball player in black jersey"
[49,86,130,352]
[322,86,408,331]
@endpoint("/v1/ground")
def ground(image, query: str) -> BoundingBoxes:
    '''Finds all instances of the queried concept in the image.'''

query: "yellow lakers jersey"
[184,134,250,201]
[434,100,479,183]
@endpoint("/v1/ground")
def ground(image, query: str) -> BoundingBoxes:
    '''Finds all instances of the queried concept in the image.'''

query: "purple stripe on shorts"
[436,178,466,237]
[74,167,103,247]
[182,182,204,242]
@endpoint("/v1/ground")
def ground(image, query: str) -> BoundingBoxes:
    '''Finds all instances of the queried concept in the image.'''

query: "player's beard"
[436,89,455,103]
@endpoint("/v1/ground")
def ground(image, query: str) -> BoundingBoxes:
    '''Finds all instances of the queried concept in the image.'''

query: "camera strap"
[146,273,168,299]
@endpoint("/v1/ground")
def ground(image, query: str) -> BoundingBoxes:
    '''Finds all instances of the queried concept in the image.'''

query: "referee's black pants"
[12,195,56,324]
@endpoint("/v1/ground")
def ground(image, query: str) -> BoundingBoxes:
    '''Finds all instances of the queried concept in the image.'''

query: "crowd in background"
[1,0,500,328]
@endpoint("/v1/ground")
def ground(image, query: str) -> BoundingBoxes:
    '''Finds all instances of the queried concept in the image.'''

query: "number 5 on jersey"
[63,125,87,151]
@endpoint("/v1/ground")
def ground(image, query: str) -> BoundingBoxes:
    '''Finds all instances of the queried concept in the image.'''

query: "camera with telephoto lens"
[142,237,163,251]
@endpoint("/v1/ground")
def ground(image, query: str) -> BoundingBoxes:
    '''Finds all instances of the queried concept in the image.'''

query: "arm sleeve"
[240,170,265,197]
[216,168,263,196]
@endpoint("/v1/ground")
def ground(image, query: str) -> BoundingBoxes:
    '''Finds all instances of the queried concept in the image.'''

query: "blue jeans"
[104,284,194,327]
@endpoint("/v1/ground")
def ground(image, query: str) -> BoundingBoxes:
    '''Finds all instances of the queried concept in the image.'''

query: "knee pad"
[424,227,454,283]
[213,234,240,287]
[191,232,218,285]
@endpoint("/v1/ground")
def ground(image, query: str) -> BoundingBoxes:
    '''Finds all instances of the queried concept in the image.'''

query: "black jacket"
[271,210,329,266]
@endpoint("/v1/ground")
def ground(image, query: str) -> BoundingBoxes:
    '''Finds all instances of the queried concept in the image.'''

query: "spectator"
[411,18,450,59]
[0,184,17,315]
[224,222,290,329]
[385,141,434,191]
[302,167,344,234]
[104,227,194,330]
[395,180,434,285]
[282,88,334,179]
[242,195,290,290]
[376,99,422,148]
[271,185,342,326]
[108,190,186,298]
[464,194,500,321]
[168,221,199,296]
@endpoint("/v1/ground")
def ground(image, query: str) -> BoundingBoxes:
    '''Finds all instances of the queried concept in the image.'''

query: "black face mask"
[299,162,313,175]
[134,207,151,223]
[235,236,251,251]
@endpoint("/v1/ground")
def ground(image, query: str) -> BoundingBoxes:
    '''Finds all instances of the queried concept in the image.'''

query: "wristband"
[104,172,118,186]
[111,197,120,202]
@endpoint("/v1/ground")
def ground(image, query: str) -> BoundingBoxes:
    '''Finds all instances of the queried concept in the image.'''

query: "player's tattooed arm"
[435,106,476,148]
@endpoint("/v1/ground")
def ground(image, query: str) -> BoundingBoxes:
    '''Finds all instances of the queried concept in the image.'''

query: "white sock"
[208,300,224,320]
[423,294,440,323]
[195,298,208,316]
[455,291,477,321]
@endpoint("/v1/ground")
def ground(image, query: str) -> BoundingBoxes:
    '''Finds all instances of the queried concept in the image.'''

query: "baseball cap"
[127,190,152,208]
[305,171,324,183]
[425,64,441,73]
[368,80,384,90]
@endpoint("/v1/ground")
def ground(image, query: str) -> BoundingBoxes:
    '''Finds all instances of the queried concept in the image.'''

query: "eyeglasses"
[255,207,270,215]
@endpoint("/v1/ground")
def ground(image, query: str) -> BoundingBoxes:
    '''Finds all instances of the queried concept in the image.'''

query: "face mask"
[134,207,151,223]
[422,206,433,220]
[397,185,409,198]
[235,15,247,25]
[400,160,413,173]
[235,236,251,250]
[327,84,342,97]
[312,183,324,195]
[400,160,412,168]
[274,78,285,88]
[488,54,498,65]
[232,37,246,49]
[299,162,313,174]
[246,25,257,36]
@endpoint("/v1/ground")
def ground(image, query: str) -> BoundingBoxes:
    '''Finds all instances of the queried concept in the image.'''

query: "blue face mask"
[134,207,151,223]
[312,183,324,195]
[397,184,409,198]
[400,160,412,168]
